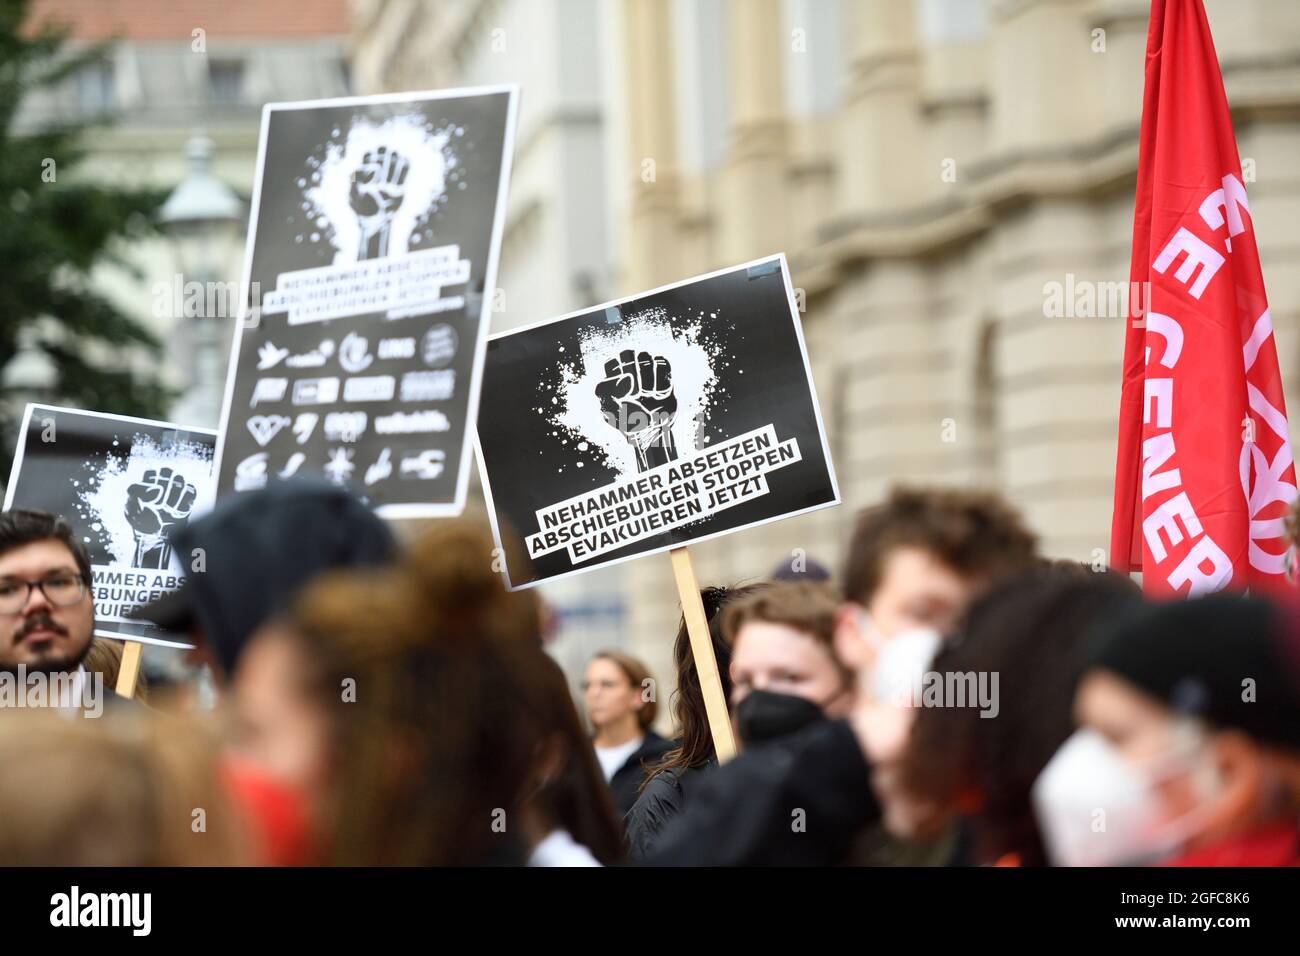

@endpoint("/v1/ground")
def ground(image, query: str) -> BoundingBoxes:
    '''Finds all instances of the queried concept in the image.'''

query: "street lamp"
[1,326,58,466]
[1,326,59,402]
[158,133,244,428]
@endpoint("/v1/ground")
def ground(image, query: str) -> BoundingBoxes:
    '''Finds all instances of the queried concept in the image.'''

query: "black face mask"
[736,690,828,746]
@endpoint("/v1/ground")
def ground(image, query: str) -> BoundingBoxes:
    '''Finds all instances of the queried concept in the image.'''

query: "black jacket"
[624,760,715,861]
[606,730,674,819]
[641,720,878,866]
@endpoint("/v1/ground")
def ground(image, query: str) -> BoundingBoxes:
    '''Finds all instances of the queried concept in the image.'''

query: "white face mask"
[858,610,942,706]
[1032,726,1222,867]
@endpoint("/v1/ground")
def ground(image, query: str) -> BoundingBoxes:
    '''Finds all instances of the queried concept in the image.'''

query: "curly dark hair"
[0,509,93,587]
[843,486,1038,605]
[292,520,620,865]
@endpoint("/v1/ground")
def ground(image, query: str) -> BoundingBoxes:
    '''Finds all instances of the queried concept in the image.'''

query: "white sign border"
[474,252,842,591]
[4,403,217,648]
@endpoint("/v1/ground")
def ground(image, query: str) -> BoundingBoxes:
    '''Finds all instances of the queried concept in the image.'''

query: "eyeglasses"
[0,573,87,615]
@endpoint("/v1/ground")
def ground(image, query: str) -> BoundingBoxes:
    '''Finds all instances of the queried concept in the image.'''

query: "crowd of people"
[0,481,1298,866]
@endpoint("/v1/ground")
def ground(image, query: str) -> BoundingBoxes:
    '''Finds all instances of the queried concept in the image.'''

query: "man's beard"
[0,613,93,676]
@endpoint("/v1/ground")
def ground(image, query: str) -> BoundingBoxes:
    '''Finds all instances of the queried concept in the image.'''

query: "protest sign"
[214,85,518,516]
[476,254,840,591]
[4,404,216,649]
[478,254,840,758]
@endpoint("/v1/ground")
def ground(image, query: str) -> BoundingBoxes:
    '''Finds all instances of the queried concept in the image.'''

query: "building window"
[782,0,845,116]
[918,0,990,45]
[673,0,729,172]
[207,59,244,107]
[76,60,115,114]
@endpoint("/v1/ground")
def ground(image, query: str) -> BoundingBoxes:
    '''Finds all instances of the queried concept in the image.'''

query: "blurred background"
[2,0,1299,725]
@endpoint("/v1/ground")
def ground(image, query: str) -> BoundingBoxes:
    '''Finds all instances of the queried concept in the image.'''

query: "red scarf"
[1161,822,1299,866]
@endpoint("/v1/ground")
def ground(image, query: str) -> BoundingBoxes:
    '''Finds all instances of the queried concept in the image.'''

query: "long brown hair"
[0,709,245,865]
[644,583,766,784]
[291,520,606,865]
[528,653,625,864]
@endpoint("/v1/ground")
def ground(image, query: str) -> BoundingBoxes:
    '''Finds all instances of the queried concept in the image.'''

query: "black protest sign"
[3,405,216,647]
[214,85,518,517]
[476,255,840,589]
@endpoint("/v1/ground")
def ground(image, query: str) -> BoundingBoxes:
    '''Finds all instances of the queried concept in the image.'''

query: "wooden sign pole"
[669,546,737,763]
[115,640,143,699]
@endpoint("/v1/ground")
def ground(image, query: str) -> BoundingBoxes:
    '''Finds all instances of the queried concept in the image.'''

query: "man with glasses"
[0,509,114,714]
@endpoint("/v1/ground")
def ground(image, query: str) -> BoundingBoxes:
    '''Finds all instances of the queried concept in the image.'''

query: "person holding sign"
[0,510,137,717]
[625,583,764,859]
[642,487,1038,866]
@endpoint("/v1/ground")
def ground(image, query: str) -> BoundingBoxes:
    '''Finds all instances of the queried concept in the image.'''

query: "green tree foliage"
[0,0,172,477]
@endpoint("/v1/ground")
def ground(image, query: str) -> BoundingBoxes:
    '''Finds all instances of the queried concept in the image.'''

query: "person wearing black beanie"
[1033,593,1300,866]
[133,480,397,684]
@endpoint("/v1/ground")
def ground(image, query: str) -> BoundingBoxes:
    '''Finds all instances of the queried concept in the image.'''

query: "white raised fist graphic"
[349,146,409,260]
[125,467,197,569]
[595,349,679,472]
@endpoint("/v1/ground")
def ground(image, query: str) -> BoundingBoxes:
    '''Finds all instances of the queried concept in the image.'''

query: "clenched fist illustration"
[125,467,197,569]
[349,145,409,260]
[595,349,679,472]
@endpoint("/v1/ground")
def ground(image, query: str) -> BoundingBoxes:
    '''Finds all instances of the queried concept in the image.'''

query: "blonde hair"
[82,638,149,702]
[0,710,246,865]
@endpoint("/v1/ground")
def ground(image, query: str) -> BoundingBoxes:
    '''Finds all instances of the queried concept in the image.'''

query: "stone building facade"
[351,0,1300,712]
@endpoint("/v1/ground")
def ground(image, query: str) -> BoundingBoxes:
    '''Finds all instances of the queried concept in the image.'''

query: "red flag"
[1111,0,1296,597]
